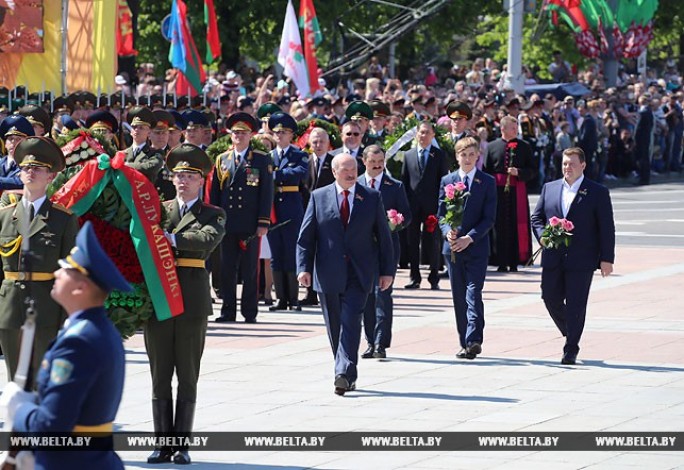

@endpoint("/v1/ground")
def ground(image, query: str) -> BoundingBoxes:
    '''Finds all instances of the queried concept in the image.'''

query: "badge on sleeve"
[50,359,74,385]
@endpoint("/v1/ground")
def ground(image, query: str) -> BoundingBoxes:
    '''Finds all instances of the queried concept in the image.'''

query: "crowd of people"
[2,49,667,466]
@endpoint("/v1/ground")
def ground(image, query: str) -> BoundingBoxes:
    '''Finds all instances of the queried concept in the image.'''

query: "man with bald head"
[297,153,395,396]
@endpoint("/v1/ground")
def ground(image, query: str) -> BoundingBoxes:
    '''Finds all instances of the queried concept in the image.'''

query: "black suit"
[401,145,449,285]
[302,152,335,208]
[331,147,366,175]
[578,114,599,179]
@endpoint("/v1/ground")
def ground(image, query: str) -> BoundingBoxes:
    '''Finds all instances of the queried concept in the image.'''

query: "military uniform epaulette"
[51,203,73,215]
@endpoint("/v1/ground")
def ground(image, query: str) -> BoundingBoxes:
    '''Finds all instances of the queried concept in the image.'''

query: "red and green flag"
[299,0,322,94]
[168,0,206,95]
[204,0,221,64]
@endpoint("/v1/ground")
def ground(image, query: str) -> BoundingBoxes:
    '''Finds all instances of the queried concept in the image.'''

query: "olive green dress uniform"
[0,137,79,382]
[123,106,164,182]
[143,144,225,465]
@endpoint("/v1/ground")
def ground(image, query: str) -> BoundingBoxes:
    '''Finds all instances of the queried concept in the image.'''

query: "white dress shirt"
[561,174,584,217]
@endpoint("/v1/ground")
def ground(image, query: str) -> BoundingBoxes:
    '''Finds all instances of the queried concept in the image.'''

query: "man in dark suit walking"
[401,121,449,290]
[438,137,497,360]
[634,95,654,185]
[300,127,335,306]
[297,153,395,396]
[531,147,615,365]
[358,145,411,359]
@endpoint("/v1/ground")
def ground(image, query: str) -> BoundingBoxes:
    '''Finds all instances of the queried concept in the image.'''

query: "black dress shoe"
[509,266,518,272]
[404,281,420,289]
[299,296,319,306]
[466,342,482,356]
[373,346,386,359]
[147,448,173,464]
[268,300,288,311]
[456,348,476,360]
[430,283,440,290]
[334,375,350,396]
[497,266,508,272]
[244,317,257,324]
[361,345,375,359]
[561,353,577,365]
[173,449,191,465]
[215,315,235,323]
[263,298,274,306]
[289,303,302,311]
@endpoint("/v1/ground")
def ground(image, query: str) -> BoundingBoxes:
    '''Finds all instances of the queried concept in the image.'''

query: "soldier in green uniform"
[144,144,225,465]
[123,106,164,182]
[0,136,79,381]
[150,110,176,201]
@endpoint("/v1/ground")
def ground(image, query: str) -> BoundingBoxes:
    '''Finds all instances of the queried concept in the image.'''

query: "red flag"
[169,0,206,95]
[116,0,137,56]
[299,0,322,94]
[204,0,221,64]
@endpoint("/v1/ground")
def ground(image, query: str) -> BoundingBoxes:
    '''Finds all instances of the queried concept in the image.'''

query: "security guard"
[2,221,130,470]
[123,106,164,182]
[146,144,225,464]
[210,113,273,323]
[268,112,308,311]
[0,136,79,380]
[0,115,34,193]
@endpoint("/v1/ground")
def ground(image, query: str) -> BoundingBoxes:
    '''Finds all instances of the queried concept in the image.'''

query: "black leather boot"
[147,399,173,463]
[269,271,288,311]
[286,272,301,311]
[172,400,196,465]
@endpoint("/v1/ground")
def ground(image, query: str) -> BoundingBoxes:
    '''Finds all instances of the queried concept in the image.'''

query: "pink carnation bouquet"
[387,209,405,232]
[528,216,574,265]
[440,181,470,262]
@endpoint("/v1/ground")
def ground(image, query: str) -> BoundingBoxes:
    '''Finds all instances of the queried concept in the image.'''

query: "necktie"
[234,150,240,165]
[29,204,35,222]
[180,204,188,218]
[370,178,375,189]
[463,175,470,191]
[340,190,350,228]
[419,149,427,172]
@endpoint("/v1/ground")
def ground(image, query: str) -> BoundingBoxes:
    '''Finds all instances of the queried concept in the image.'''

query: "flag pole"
[60,0,69,96]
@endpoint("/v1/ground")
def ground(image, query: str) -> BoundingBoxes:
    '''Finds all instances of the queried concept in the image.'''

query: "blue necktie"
[463,175,470,191]
[419,149,427,172]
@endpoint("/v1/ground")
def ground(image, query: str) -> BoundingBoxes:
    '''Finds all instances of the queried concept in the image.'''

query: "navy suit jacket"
[358,173,412,262]
[401,145,450,216]
[0,156,22,191]
[437,169,497,258]
[531,177,615,271]
[297,183,395,294]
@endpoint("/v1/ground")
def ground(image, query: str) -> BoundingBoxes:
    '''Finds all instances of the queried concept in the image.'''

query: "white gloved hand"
[0,382,37,424]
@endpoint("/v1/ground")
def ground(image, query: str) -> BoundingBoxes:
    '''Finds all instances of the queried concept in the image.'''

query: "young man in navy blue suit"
[531,147,615,365]
[359,145,411,359]
[438,137,497,360]
[297,153,395,395]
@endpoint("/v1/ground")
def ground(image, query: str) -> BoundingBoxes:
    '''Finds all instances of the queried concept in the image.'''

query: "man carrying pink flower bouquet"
[531,147,615,365]
[359,145,411,359]
[437,137,496,360]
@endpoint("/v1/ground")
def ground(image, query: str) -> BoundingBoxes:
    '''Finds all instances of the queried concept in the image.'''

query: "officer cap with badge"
[152,110,175,131]
[127,106,156,128]
[445,100,473,120]
[166,143,213,177]
[268,112,297,133]
[17,104,51,135]
[59,221,133,293]
[369,99,391,118]
[226,112,259,133]
[308,96,330,109]
[256,102,282,122]
[345,100,373,121]
[0,115,35,141]
[59,115,81,134]
[14,136,66,173]
[181,110,209,130]
[85,110,119,134]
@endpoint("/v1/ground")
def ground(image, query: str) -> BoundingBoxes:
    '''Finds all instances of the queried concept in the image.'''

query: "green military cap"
[445,100,473,120]
[256,102,282,122]
[345,100,373,121]
[14,136,66,173]
[152,110,175,130]
[127,106,156,128]
[368,99,390,118]
[166,143,213,177]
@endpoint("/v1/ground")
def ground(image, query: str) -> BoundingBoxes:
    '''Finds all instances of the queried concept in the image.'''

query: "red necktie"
[340,190,350,228]
[370,178,375,189]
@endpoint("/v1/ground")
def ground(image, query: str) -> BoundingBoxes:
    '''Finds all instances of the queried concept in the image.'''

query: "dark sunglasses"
[345,132,360,136]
